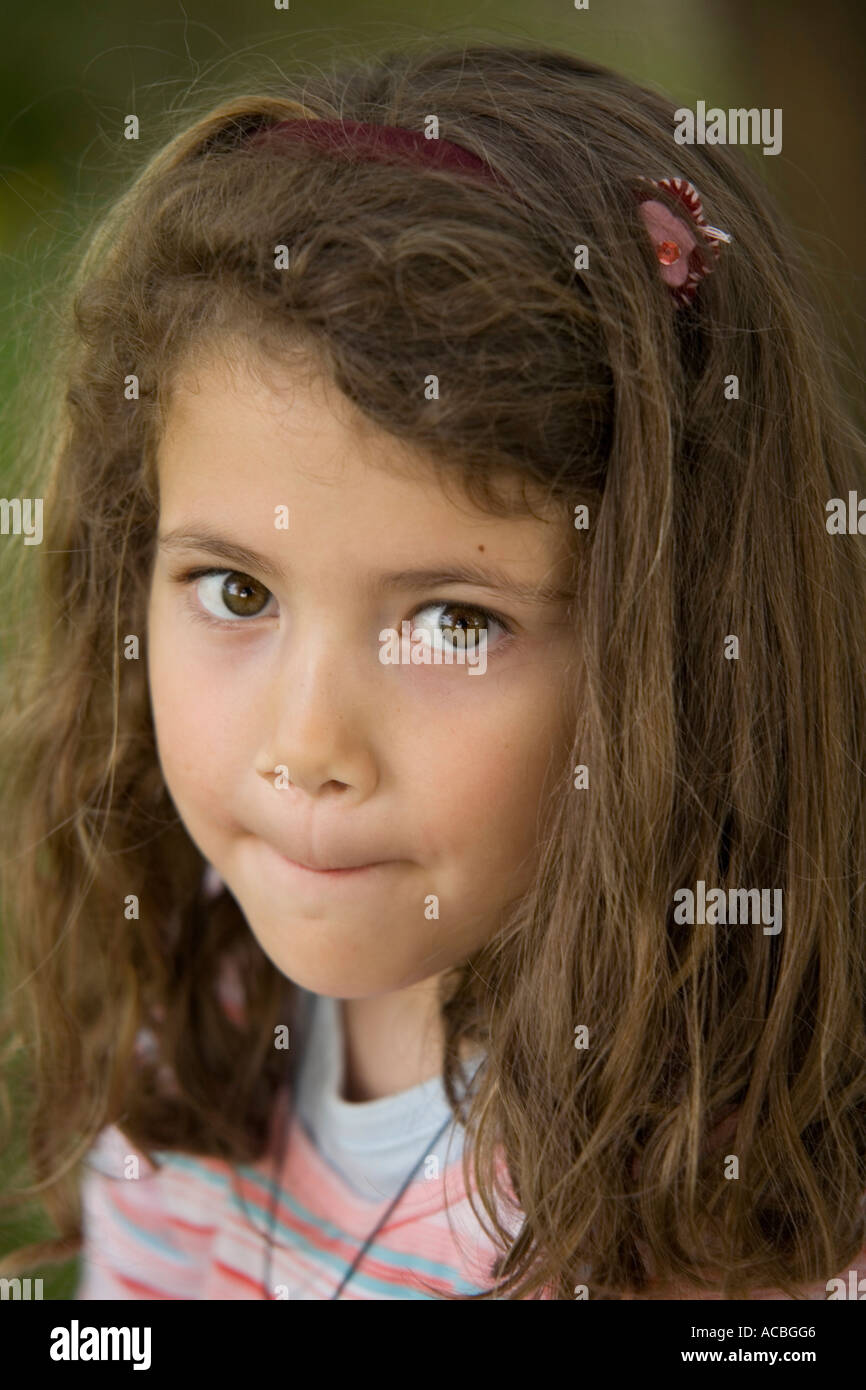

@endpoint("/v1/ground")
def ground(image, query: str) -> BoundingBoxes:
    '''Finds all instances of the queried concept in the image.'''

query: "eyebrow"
[157,527,574,605]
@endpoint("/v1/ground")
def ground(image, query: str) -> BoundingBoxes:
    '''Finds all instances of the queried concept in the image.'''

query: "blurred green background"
[1,0,864,1299]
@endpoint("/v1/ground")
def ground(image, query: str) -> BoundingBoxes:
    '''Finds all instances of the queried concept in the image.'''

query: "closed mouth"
[275,851,389,876]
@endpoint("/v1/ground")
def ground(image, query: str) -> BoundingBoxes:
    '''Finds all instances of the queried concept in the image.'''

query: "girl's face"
[146,343,577,998]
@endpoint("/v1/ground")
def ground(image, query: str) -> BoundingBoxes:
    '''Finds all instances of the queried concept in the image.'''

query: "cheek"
[416,679,568,868]
[146,602,238,807]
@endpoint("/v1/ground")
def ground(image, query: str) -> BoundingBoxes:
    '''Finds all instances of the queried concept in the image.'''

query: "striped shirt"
[75,987,518,1300]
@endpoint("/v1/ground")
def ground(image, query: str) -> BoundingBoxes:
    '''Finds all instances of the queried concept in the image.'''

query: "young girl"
[1,41,865,1302]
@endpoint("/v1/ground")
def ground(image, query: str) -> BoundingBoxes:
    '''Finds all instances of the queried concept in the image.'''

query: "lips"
[283,855,384,873]
[263,838,388,872]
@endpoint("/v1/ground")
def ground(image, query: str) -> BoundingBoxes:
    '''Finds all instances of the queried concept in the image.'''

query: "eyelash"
[172,566,516,654]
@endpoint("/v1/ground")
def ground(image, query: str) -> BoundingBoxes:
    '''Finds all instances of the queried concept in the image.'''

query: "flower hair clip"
[635,176,732,307]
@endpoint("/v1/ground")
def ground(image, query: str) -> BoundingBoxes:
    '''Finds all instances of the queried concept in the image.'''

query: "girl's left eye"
[409,601,512,651]
[175,568,514,651]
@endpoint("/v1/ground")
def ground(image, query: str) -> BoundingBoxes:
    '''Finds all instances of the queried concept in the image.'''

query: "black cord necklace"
[328,1111,454,1300]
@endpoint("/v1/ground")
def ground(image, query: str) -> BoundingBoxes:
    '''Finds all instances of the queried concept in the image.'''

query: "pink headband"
[247,118,732,308]
[247,117,506,188]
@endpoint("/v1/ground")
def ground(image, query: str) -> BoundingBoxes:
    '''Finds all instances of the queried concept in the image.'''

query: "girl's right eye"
[181,568,276,624]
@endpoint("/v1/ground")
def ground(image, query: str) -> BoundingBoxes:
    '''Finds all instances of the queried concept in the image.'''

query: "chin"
[262,957,416,999]
[238,922,411,998]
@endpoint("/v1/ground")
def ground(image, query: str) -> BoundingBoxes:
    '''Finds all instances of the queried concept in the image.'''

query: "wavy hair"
[2,41,866,1299]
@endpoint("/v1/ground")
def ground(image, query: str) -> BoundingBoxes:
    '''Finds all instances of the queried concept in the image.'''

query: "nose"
[254,624,379,800]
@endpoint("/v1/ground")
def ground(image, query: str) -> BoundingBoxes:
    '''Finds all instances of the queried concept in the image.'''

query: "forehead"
[154,343,575,586]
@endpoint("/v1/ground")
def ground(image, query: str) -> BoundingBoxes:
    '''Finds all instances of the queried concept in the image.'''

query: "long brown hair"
[2,41,866,1299]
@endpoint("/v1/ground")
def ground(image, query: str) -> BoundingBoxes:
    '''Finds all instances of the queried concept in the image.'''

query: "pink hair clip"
[635,176,732,307]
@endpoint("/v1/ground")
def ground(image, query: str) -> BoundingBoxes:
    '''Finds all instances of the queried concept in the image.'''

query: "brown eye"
[411,601,507,652]
[438,604,487,640]
[197,570,273,620]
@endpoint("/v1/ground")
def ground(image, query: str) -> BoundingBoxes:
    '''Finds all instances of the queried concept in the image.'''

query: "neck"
[339,977,449,1103]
